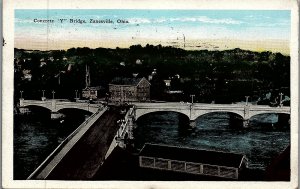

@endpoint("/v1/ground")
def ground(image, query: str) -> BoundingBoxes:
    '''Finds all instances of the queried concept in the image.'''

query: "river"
[134,112,290,171]
[14,111,290,180]
[13,112,90,180]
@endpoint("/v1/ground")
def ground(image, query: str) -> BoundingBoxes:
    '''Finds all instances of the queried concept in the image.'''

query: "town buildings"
[82,86,104,100]
[109,77,151,103]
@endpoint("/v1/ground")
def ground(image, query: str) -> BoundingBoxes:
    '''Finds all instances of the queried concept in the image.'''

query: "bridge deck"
[46,107,123,180]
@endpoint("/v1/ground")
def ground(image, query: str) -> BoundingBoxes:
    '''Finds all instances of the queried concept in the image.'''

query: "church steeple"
[85,64,91,88]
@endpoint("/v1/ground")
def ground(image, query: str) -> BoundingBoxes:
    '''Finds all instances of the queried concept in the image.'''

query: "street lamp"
[245,96,249,106]
[52,90,55,99]
[20,90,23,99]
[41,90,46,101]
[279,93,283,107]
[190,94,195,104]
[75,90,78,99]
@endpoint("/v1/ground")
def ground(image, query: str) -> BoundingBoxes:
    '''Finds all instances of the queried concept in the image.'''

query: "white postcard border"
[3,0,299,188]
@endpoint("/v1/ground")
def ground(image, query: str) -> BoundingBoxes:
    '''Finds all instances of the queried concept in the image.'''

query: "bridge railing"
[22,100,52,104]
[27,106,107,179]
[117,107,135,139]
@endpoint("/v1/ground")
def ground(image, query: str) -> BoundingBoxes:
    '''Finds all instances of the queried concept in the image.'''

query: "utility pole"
[245,96,249,106]
[75,90,78,99]
[190,94,195,104]
[20,90,23,99]
[279,93,283,107]
[58,73,61,85]
[85,64,91,89]
[41,90,46,101]
[52,90,55,99]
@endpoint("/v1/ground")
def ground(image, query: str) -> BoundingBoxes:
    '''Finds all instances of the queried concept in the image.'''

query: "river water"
[14,111,290,179]
[134,112,290,171]
[13,113,89,179]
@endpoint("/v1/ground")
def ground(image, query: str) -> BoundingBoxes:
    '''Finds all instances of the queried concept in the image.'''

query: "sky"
[15,10,291,53]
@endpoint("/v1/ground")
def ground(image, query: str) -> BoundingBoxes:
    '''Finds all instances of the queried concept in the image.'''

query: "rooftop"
[139,143,245,168]
[83,86,104,90]
[110,77,145,86]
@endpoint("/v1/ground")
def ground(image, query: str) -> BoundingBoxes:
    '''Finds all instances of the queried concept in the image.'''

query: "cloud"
[127,18,152,24]
[127,16,242,25]
[169,16,243,24]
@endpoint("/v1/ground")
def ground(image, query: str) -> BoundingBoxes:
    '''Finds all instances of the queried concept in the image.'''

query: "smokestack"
[85,64,91,88]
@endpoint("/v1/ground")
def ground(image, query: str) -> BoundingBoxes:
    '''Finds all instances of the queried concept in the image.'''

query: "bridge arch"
[194,111,244,129]
[20,105,52,120]
[22,105,52,113]
[249,112,290,129]
[57,108,93,116]
[192,110,244,121]
[134,110,191,147]
[21,100,101,114]
[249,111,290,120]
[135,110,190,129]
[135,109,190,120]
[55,105,97,114]
[136,110,190,121]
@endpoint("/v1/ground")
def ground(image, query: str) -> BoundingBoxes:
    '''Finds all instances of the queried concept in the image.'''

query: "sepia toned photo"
[2,0,299,188]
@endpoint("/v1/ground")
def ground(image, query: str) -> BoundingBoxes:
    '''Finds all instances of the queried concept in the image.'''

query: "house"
[139,143,247,180]
[109,77,150,103]
[82,86,104,100]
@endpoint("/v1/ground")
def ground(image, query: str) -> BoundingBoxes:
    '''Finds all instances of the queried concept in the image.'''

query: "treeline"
[14,44,290,103]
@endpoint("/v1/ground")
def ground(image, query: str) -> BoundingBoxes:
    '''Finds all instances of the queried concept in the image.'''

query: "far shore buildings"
[82,86,104,100]
[109,77,151,103]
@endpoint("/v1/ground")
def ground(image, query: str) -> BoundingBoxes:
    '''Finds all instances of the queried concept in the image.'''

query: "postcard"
[2,0,299,188]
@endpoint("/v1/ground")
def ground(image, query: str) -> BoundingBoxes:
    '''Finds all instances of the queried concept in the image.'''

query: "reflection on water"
[134,112,290,170]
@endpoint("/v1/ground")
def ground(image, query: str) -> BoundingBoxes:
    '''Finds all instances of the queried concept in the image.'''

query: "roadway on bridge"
[46,107,123,180]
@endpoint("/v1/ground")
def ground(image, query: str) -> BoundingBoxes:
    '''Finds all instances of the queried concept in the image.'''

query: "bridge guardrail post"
[127,115,135,140]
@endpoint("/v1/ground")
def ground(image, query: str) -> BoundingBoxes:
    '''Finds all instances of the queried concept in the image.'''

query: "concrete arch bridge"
[133,102,290,127]
[19,99,103,119]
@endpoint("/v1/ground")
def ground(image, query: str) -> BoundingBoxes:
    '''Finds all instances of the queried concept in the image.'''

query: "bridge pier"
[189,120,196,128]
[51,100,56,111]
[243,119,249,128]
